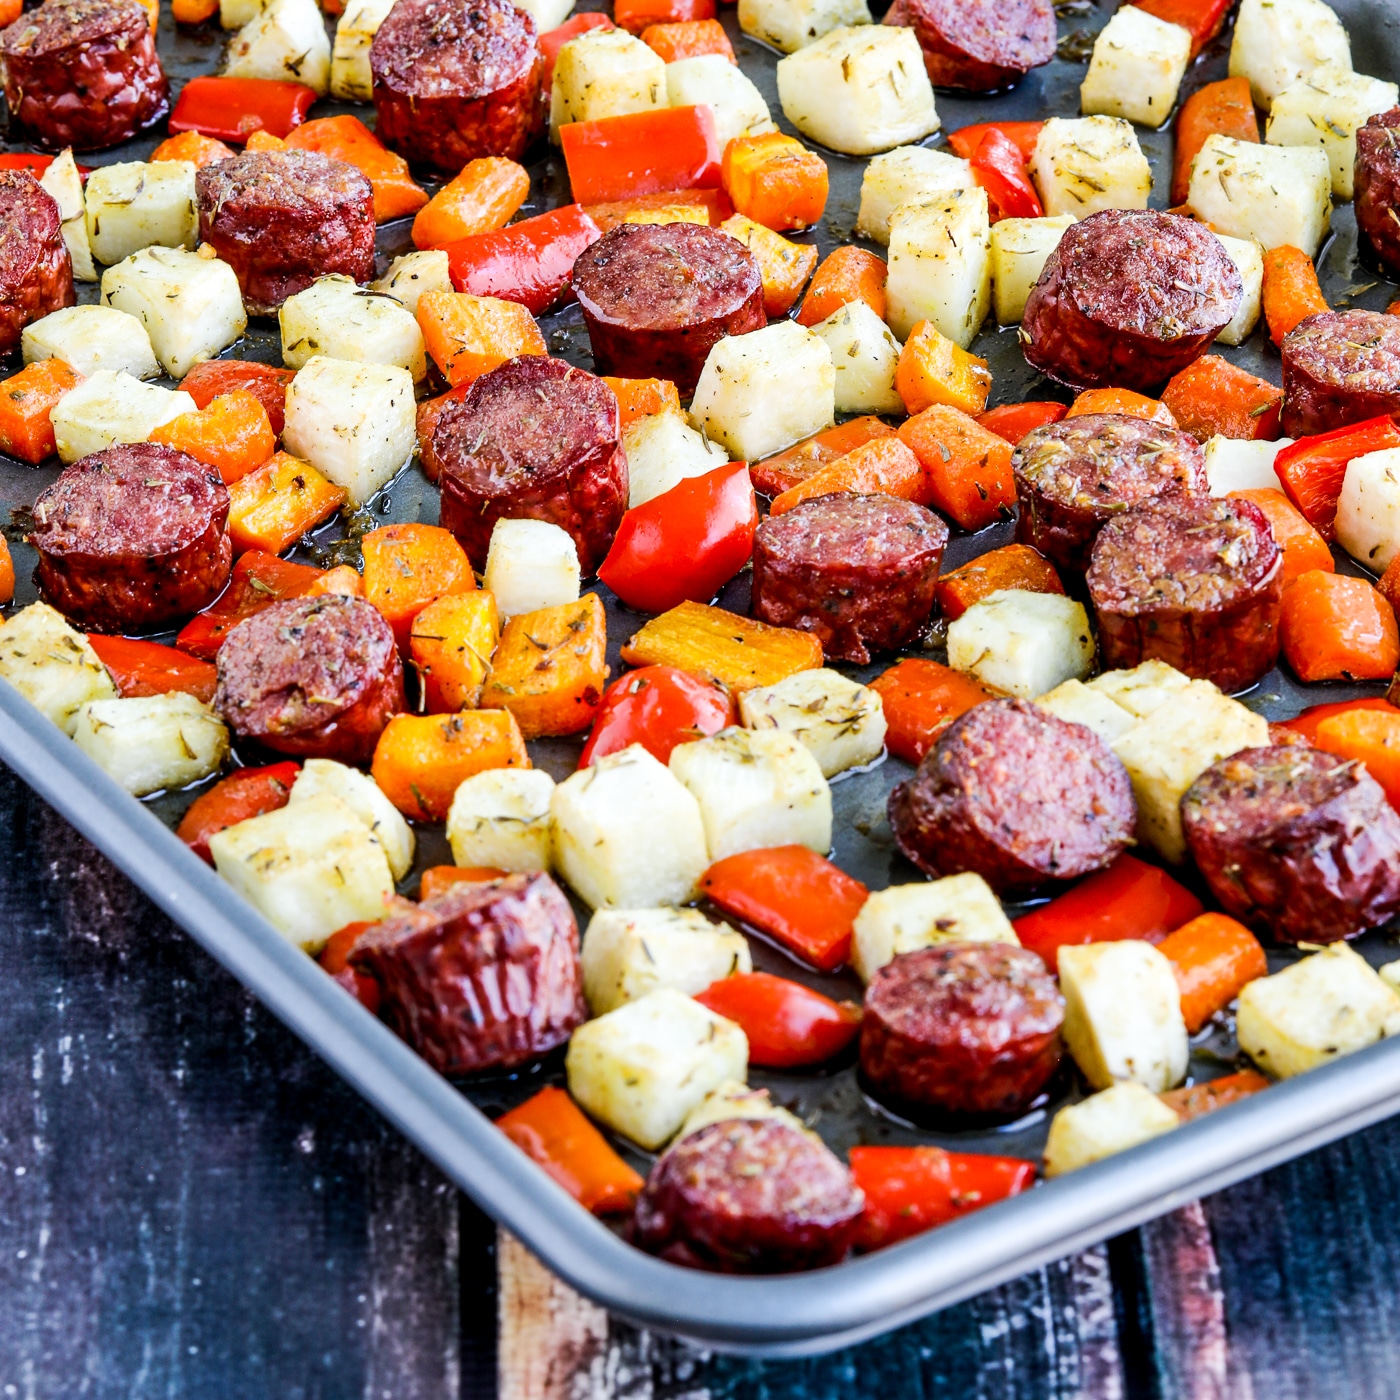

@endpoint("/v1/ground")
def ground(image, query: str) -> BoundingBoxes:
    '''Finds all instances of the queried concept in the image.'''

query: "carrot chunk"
[361,522,475,649]
[796,246,887,328]
[285,115,427,223]
[371,711,530,821]
[1066,387,1177,426]
[600,376,681,427]
[1227,489,1333,587]
[868,658,993,764]
[721,131,828,232]
[750,417,897,498]
[639,17,734,62]
[897,405,1016,532]
[1161,356,1282,441]
[418,866,507,899]
[412,157,530,250]
[1170,77,1258,205]
[0,358,81,464]
[409,591,502,712]
[1280,571,1400,683]
[150,390,276,484]
[768,436,925,516]
[149,130,233,166]
[1313,708,1400,810]
[1157,913,1267,1033]
[1161,1070,1270,1122]
[416,290,547,387]
[934,544,1063,621]
[1262,245,1329,346]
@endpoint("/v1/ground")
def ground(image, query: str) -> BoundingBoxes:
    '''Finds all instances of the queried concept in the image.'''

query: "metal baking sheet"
[1,0,1399,1357]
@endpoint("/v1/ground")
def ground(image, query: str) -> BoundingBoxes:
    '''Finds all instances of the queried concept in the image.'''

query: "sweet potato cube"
[371,710,530,821]
[0,358,82,464]
[361,522,475,649]
[409,591,501,712]
[416,290,547,387]
[721,131,828,232]
[639,17,734,62]
[149,389,276,484]
[796,245,887,328]
[718,213,818,316]
[750,415,896,498]
[898,405,1016,532]
[895,320,992,417]
[935,544,1064,620]
[226,451,346,554]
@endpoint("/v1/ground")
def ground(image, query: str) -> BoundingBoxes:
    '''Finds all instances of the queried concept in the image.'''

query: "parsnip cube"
[224,0,331,94]
[330,0,395,101]
[1059,941,1189,1093]
[1237,943,1400,1081]
[776,26,938,156]
[665,56,773,149]
[21,305,159,381]
[739,668,887,778]
[550,30,666,140]
[581,907,752,1015]
[1204,436,1291,496]
[100,247,247,379]
[512,0,573,29]
[738,0,871,54]
[209,794,397,953]
[851,874,1017,983]
[446,767,556,873]
[885,187,991,345]
[1030,116,1152,219]
[1187,136,1332,257]
[481,519,581,617]
[623,410,727,508]
[989,214,1075,325]
[677,1080,808,1140]
[1267,65,1396,199]
[855,145,971,245]
[946,590,1095,699]
[689,320,835,462]
[1213,233,1265,346]
[669,726,832,860]
[1034,679,1140,744]
[1228,0,1352,110]
[221,0,268,27]
[288,759,415,882]
[0,603,116,735]
[372,250,452,315]
[38,149,96,283]
[72,694,228,798]
[808,302,904,415]
[1042,1083,1180,1178]
[564,987,748,1149]
[1080,6,1192,129]
[552,744,710,908]
[281,357,416,505]
[1087,659,1193,720]
[84,160,197,267]
[49,372,197,465]
[280,276,426,380]
[1336,448,1400,574]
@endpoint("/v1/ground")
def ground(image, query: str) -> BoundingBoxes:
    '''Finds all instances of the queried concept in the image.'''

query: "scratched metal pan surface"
[2,0,1400,1356]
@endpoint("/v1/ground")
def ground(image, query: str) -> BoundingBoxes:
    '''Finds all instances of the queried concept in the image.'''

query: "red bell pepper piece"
[693,972,860,1068]
[175,761,301,863]
[168,75,317,143]
[539,11,615,87]
[1131,0,1234,55]
[85,635,219,703]
[1273,696,1399,745]
[1013,854,1204,973]
[0,153,59,178]
[559,105,723,206]
[699,845,869,972]
[578,664,737,768]
[1274,415,1400,540]
[614,0,714,33]
[946,120,1044,163]
[445,204,602,314]
[175,550,324,660]
[969,129,1043,222]
[597,460,758,614]
[318,919,383,1014]
[850,1146,1036,1251]
[977,401,1068,445]
[180,359,296,436]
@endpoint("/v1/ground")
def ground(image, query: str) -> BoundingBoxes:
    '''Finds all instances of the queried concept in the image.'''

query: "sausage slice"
[0,171,74,354]
[1355,107,1400,280]
[1280,309,1400,437]
[884,0,1055,91]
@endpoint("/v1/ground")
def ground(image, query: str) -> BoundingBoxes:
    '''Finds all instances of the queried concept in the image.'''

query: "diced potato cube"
[738,0,870,53]
[1080,5,1192,129]
[1237,943,1400,1080]
[885,187,991,346]
[1204,436,1291,496]
[1213,233,1265,346]
[550,30,666,140]
[288,758,415,882]
[855,144,970,244]
[581,906,752,1015]
[1034,679,1140,743]
[446,768,556,873]
[1228,0,1352,110]
[689,320,835,462]
[50,371,197,464]
[372,249,452,315]
[0,602,116,735]
[739,667,887,778]
[100,247,247,379]
[38,149,96,283]
[21,305,158,381]
[851,873,1017,983]
[552,744,710,908]
[1086,659,1192,720]
[209,793,397,952]
[676,1080,808,1140]
[776,25,938,156]
[72,694,229,798]
[1380,961,1400,995]
[1268,65,1396,199]
[664,55,773,149]
[481,519,581,618]
[808,301,904,415]
[989,214,1075,325]
[330,0,395,101]
[946,590,1095,699]
[224,0,331,94]
[280,275,426,381]
[1336,448,1400,575]
[1043,1082,1180,1178]
[1030,116,1152,219]
[281,356,417,505]
[623,410,727,508]
[85,160,197,267]
[564,987,749,1149]
[512,0,573,28]
[669,726,832,860]
[1187,135,1332,256]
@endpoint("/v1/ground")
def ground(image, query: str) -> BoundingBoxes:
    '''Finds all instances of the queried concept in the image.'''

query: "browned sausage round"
[196,150,377,315]
[214,595,405,764]
[0,171,74,355]
[1013,414,1207,575]
[882,0,1055,90]
[1182,745,1400,945]
[350,873,586,1073]
[433,356,628,574]
[0,0,168,151]
[1355,107,1400,280]
[571,223,766,397]
[30,444,232,633]
[888,699,1136,895]
[1087,495,1283,693]
[633,1118,864,1273]
[1280,309,1400,437]
[860,944,1064,1117]
[1021,210,1243,393]
[750,494,948,664]
[370,0,542,175]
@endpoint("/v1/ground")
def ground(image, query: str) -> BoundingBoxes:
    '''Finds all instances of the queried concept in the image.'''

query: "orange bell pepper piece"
[1161,1070,1270,1122]
[285,115,428,224]
[409,591,502,712]
[768,435,924,516]
[1314,708,1400,810]
[750,417,897,498]
[895,320,992,417]
[639,17,734,61]
[718,213,817,316]
[150,130,234,166]
[935,543,1064,621]
[170,0,217,20]
[371,710,530,821]
[85,634,219,703]
[226,451,346,554]
[1262,245,1329,347]
[897,405,1016,531]
[0,538,13,606]
[868,658,992,765]
[1227,489,1333,587]
[1171,77,1259,205]
[1066,387,1177,426]
[1157,913,1268,1034]
[1281,571,1400,683]
[418,866,507,900]
[976,400,1067,445]
[721,131,828,232]
[796,245,887,328]
[583,187,733,232]
[0,358,81,464]
[149,390,276,484]
[600,376,681,427]
[614,0,714,32]
[361,522,476,650]
[416,290,547,387]
[1161,356,1282,441]
[411,157,530,250]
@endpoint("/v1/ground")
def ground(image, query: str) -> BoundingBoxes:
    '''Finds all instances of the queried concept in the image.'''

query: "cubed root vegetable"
[1157,913,1268,1033]
[600,376,680,426]
[1313,708,1400,810]
[895,321,992,417]
[639,17,733,62]
[750,416,896,498]
[371,710,530,821]
[1228,489,1333,586]
[721,132,828,232]
[416,290,547,387]
[1161,356,1282,442]
[226,451,347,554]
[411,157,530,250]
[1262,246,1329,347]
[409,590,501,713]
[718,213,817,317]
[1280,571,1400,683]
[796,245,887,328]
[868,658,993,765]
[898,405,1016,532]
[149,389,276,484]
[1066,388,1176,426]
[768,435,924,516]
[976,400,1067,445]
[285,115,428,223]
[0,358,81,464]
[361,522,474,650]
[935,544,1063,621]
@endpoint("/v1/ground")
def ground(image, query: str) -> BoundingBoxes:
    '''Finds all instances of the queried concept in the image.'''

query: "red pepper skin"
[85,634,218,703]
[176,762,302,864]
[1132,0,1233,54]
[540,12,615,87]
[445,204,602,314]
[318,919,383,1015]
[559,105,723,205]
[598,461,758,614]
[0,154,53,177]
[1275,415,1400,540]
[694,972,861,1068]
[946,120,1044,162]
[578,664,736,768]
[168,76,317,143]
[970,129,1043,222]
[977,401,1068,445]
[850,1146,1036,1251]
[175,551,324,660]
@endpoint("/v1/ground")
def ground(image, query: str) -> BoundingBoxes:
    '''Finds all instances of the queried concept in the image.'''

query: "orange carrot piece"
[719,213,818,316]
[1263,245,1329,347]
[1227,489,1334,586]
[1066,387,1177,426]
[411,157,530,250]
[895,320,992,417]
[1280,571,1400,683]
[150,130,233,165]
[1161,1070,1270,1122]
[416,290,547,387]
[1157,912,1268,1034]
[361,522,475,649]
[0,537,13,606]
[897,404,1016,532]
[1314,708,1400,810]
[85,634,219,703]
[639,17,734,62]
[149,390,276,484]
[750,417,897,498]
[243,129,286,152]
[409,590,502,712]
[601,376,682,427]
[419,865,507,899]
[796,246,887,328]
[934,544,1063,621]
[583,188,733,232]
[1171,77,1258,206]
[976,400,1067,445]
[721,132,828,232]
[171,0,217,20]
[306,563,364,597]
[0,0,20,22]
[1161,356,1282,441]
[371,710,529,821]
[285,116,428,223]
[226,451,346,554]
[0,358,81,464]
[768,436,925,516]
[869,658,994,764]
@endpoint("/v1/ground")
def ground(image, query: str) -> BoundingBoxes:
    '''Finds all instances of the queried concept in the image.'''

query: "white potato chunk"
[623,410,727,508]
[100,247,247,379]
[1267,65,1396,199]
[372,250,453,315]
[946,590,1095,699]
[776,26,938,156]
[552,745,710,908]
[446,768,556,873]
[280,276,426,380]
[676,1080,808,1140]
[856,145,971,245]
[1086,659,1193,720]
[1187,135,1332,257]
[221,0,267,27]
[330,0,395,101]
[38,150,96,283]
[72,694,228,798]
[1213,233,1264,346]
[1080,6,1191,129]
[224,0,331,94]
[1034,679,1140,744]
[689,320,834,462]
[581,907,752,1015]
[281,357,416,505]
[1204,436,1292,496]
[1043,1082,1179,1178]
[0,603,116,735]
[1030,116,1151,219]
[739,668,887,778]
[288,759,415,882]
[22,305,158,381]
[1238,943,1400,1080]
[990,214,1075,325]
[851,874,1017,983]
[1380,961,1400,995]
[885,187,991,345]
[669,726,832,861]
[85,161,197,267]
[50,372,197,464]
[209,794,397,953]
[738,0,870,53]
[808,302,904,415]
[564,987,748,1149]
[1336,448,1400,574]
[665,56,773,149]
[482,519,581,617]
[513,0,574,29]
[1229,0,1352,110]
[550,30,666,140]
